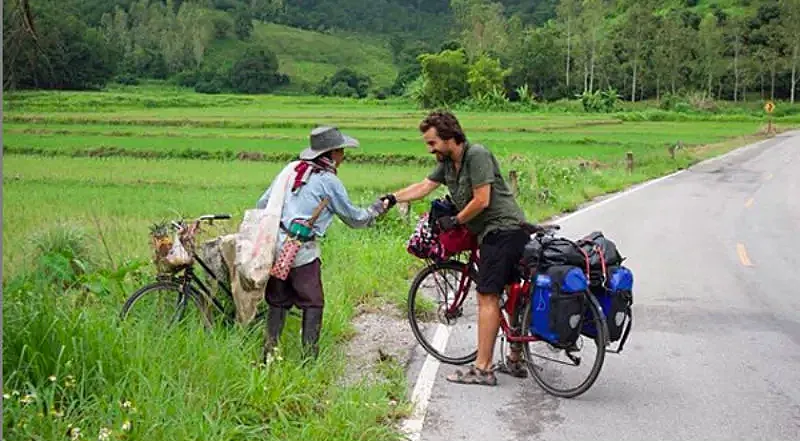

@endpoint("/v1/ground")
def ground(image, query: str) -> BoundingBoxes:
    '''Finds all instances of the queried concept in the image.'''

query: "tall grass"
[3,221,414,441]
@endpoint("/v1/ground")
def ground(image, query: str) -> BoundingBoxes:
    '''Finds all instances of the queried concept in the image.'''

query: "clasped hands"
[372,194,460,231]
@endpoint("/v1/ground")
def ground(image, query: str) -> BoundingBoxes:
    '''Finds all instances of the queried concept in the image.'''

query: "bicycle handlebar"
[198,214,232,221]
[171,214,232,232]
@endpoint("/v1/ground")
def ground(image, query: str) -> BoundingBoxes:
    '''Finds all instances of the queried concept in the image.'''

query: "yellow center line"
[737,243,753,267]
[745,198,754,208]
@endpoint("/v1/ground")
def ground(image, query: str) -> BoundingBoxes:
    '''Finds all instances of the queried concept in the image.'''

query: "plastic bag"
[234,161,295,290]
[165,232,192,267]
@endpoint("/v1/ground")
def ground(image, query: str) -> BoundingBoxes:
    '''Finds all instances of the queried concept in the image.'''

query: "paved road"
[402,131,800,441]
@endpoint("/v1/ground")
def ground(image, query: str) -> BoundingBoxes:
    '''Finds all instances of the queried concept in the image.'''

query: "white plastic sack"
[165,232,192,267]
[233,162,295,291]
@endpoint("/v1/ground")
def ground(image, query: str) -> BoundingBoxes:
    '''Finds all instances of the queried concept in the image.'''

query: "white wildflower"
[48,375,57,382]
[121,420,132,432]
[98,427,111,441]
[68,425,82,440]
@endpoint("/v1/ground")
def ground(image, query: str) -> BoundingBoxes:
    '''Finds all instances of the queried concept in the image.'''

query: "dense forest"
[3,0,800,104]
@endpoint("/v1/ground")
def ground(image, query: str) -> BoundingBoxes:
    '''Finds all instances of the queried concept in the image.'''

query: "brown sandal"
[445,365,497,386]
[493,358,528,378]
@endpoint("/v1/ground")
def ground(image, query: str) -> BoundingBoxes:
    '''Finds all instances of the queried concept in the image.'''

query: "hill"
[204,23,398,93]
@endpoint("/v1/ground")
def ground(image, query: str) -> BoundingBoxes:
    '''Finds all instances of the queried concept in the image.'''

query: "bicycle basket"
[151,227,194,273]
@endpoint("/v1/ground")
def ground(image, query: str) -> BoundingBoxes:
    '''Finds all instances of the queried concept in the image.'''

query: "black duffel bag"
[577,231,625,285]
[521,235,589,275]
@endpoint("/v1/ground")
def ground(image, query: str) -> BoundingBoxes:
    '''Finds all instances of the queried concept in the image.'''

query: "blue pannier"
[530,265,588,348]
[583,265,633,352]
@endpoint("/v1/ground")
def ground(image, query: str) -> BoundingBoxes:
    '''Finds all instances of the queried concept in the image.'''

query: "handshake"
[368,194,460,231]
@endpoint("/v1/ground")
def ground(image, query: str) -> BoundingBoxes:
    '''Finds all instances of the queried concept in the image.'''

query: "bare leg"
[474,292,501,371]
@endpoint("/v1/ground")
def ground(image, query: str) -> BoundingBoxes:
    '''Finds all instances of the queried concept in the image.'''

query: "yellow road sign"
[764,101,775,113]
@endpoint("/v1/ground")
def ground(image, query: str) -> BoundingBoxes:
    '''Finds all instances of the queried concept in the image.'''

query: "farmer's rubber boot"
[262,306,289,364]
[301,307,324,360]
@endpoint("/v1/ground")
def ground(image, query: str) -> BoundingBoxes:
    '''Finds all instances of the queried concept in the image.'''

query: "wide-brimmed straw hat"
[299,126,359,160]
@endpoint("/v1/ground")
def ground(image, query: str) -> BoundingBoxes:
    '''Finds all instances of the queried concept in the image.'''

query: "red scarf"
[292,156,337,192]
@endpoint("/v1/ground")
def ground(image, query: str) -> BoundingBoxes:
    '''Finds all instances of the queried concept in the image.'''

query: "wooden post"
[626,152,634,173]
[509,170,519,197]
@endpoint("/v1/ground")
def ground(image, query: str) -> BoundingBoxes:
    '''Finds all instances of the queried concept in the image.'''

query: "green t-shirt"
[427,142,526,243]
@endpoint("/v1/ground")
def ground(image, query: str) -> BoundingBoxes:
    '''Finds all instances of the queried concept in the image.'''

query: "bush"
[114,74,140,86]
[579,88,619,113]
[316,68,372,98]
[233,9,254,40]
[467,55,510,98]
[195,80,222,94]
[229,47,283,94]
[210,11,234,38]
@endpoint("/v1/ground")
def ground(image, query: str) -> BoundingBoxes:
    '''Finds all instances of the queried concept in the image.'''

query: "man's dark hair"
[419,110,466,144]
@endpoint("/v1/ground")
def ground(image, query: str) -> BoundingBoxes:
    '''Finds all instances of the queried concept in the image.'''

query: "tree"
[653,10,691,98]
[250,0,283,22]
[418,49,470,106]
[233,8,253,40]
[697,13,724,98]
[467,54,510,97]
[3,0,115,90]
[555,0,581,95]
[506,21,562,100]
[781,0,800,103]
[727,17,747,101]
[577,0,609,94]
[229,46,282,93]
[451,0,509,60]
[617,0,655,102]
[316,68,372,98]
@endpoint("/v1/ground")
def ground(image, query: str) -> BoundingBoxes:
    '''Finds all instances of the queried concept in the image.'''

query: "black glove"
[380,194,397,209]
[437,215,459,231]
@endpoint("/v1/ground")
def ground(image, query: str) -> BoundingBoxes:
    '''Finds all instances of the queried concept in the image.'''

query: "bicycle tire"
[521,291,608,398]
[407,260,478,365]
[119,281,188,326]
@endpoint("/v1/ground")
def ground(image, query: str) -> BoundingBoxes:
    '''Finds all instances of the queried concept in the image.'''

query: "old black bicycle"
[119,213,270,328]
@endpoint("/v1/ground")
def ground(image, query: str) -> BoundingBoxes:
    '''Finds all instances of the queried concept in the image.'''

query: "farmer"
[381,110,528,386]
[256,126,387,361]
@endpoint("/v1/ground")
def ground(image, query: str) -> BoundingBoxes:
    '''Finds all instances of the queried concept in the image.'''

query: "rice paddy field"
[3,86,799,440]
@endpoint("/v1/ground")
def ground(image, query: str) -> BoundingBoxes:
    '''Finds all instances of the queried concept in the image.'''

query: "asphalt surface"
[402,131,800,441]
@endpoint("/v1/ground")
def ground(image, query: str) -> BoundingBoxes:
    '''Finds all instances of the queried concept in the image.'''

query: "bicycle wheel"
[120,281,188,327]
[520,291,608,398]
[407,260,479,365]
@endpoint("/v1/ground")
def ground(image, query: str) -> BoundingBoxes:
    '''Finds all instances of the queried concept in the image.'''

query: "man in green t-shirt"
[382,110,529,386]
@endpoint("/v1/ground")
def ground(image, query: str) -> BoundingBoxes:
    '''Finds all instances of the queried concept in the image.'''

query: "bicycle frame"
[156,250,235,321]
[438,248,544,344]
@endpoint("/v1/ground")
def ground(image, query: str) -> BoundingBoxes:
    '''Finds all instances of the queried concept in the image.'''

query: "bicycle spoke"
[408,261,479,365]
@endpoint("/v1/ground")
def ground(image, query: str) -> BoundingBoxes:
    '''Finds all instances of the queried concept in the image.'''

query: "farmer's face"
[422,128,454,162]
[331,148,345,166]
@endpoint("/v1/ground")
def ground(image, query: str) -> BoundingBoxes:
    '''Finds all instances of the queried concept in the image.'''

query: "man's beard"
[435,152,445,162]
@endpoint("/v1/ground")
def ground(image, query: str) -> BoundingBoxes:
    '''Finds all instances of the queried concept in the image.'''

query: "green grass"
[4,86,799,441]
[203,23,397,92]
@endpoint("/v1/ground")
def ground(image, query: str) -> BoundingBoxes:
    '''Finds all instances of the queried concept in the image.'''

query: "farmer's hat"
[299,126,359,160]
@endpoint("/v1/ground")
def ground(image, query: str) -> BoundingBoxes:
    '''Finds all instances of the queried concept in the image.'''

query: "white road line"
[400,325,450,441]
[397,133,788,441]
